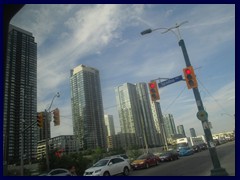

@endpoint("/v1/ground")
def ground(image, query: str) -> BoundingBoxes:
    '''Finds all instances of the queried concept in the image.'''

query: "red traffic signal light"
[183,66,198,89]
[37,112,43,128]
[148,81,160,101]
[53,108,60,126]
[185,69,191,75]
[149,83,156,89]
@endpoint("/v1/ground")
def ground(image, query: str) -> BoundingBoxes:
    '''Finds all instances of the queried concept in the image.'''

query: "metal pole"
[142,128,148,153]
[155,97,168,151]
[179,39,228,176]
[45,109,50,172]
[20,88,25,176]
[20,121,24,176]
[20,119,37,176]
[161,122,168,151]
[139,113,149,153]
[45,92,60,172]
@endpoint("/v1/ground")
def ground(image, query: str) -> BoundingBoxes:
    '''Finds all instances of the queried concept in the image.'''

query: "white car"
[114,154,130,164]
[47,168,71,176]
[84,157,130,176]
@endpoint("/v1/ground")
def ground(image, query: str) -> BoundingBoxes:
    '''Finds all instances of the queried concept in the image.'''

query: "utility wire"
[197,78,233,115]
[163,86,186,112]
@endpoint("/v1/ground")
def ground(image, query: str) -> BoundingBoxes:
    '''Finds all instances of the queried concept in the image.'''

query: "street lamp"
[141,21,228,176]
[45,92,60,172]
[160,121,168,151]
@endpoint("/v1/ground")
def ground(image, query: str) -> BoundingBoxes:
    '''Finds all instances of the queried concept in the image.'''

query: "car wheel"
[103,172,110,176]
[123,167,129,176]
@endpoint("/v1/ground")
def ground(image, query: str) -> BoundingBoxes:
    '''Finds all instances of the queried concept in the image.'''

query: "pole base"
[211,168,229,176]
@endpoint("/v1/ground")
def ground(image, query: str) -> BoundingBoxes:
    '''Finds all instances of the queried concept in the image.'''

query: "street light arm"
[140,21,188,41]
[141,27,179,41]
[47,92,60,112]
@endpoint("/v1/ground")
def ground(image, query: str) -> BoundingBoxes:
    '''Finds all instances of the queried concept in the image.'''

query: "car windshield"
[161,152,171,156]
[137,154,148,160]
[120,155,128,159]
[93,159,109,167]
[180,147,189,150]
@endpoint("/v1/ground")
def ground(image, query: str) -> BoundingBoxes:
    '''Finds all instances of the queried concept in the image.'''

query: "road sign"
[202,121,209,130]
[197,110,208,121]
[158,75,183,88]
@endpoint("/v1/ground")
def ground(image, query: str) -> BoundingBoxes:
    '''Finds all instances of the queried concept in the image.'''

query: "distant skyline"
[10,4,235,138]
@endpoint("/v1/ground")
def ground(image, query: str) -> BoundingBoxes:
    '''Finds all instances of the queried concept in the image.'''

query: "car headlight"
[95,169,102,173]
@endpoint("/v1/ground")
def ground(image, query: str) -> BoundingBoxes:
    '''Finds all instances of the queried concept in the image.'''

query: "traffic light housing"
[37,112,43,128]
[183,66,198,89]
[148,81,160,101]
[53,108,60,126]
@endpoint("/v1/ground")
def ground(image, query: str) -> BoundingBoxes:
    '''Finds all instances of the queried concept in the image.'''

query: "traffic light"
[37,112,43,128]
[148,81,160,101]
[53,108,60,126]
[183,66,198,89]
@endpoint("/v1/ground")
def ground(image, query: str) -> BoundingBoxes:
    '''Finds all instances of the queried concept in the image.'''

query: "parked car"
[159,151,179,162]
[178,146,194,157]
[38,172,48,176]
[47,168,71,176]
[83,156,130,176]
[131,153,160,170]
[192,145,201,153]
[114,154,130,164]
[199,143,208,150]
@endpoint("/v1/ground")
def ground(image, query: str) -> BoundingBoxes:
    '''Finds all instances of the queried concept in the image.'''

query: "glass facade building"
[4,25,37,164]
[190,128,197,137]
[104,114,115,136]
[136,83,159,147]
[177,125,186,137]
[163,114,177,140]
[115,83,142,148]
[104,114,116,149]
[151,101,165,146]
[70,64,106,150]
[115,82,160,149]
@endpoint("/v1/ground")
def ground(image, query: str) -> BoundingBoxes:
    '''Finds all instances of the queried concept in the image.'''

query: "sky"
[10,4,235,138]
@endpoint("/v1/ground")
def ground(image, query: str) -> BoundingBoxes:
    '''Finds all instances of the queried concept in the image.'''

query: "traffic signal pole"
[141,22,229,176]
[45,92,60,172]
[20,120,38,176]
[179,39,228,176]
[45,109,50,172]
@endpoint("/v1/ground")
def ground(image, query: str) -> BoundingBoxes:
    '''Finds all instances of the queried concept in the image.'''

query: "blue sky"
[10,4,235,138]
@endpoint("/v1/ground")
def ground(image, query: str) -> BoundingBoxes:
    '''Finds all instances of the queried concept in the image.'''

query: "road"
[130,141,235,176]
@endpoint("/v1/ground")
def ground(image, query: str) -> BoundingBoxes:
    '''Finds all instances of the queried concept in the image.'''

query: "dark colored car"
[131,153,160,170]
[159,151,179,162]
[199,143,208,150]
[192,145,201,153]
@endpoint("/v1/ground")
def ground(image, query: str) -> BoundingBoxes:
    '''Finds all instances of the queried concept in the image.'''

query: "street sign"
[202,121,209,130]
[158,75,183,88]
[197,110,208,121]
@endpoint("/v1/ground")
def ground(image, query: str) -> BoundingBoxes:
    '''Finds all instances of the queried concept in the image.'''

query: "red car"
[131,153,160,170]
